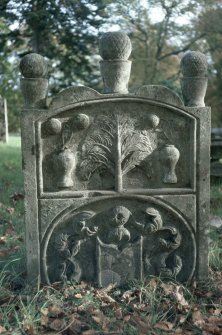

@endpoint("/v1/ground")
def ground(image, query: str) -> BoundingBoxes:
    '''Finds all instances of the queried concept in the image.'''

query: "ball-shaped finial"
[43,118,62,136]
[181,51,208,77]
[99,31,132,60]
[20,53,48,78]
[72,113,90,130]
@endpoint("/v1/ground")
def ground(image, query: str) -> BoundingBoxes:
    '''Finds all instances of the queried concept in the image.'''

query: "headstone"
[20,33,210,286]
[0,96,8,143]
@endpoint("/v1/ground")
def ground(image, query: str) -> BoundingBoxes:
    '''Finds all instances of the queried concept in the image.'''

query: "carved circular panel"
[42,196,196,286]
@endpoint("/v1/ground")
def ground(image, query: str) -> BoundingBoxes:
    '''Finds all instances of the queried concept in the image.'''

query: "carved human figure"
[107,206,131,245]
[56,211,97,281]
[133,207,163,235]
[56,233,82,281]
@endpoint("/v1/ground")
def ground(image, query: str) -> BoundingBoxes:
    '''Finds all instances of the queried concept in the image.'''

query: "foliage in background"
[0,0,108,131]
[1,0,222,130]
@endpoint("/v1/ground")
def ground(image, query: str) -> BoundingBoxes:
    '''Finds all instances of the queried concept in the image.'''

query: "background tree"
[197,1,222,125]
[0,0,107,131]
[1,0,222,131]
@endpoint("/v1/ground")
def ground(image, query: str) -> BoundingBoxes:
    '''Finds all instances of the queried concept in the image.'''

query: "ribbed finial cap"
[20,53,48,78]
[99,31,132,60]
[181,51,208,77]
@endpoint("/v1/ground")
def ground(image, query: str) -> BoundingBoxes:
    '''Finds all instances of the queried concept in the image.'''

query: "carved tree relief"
[78,113,155,191]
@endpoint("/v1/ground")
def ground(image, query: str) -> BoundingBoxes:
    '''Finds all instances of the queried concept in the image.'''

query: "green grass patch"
[0,135,25,273]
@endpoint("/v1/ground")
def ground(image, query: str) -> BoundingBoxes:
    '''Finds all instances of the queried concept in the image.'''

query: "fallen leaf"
[48,305,64,316]
[41,314,49,327]
[115,308,123,320]
[130,315,150,333]
[49,318,66,332]
[97,291,116,305]
[122,289,138,303]
[92,310,110,331]
[0,325,6,334]
[161,282,175,295]
[82,331,96,335]
[74,293,82,299]
[203,323,222,335]
[6,207,15,214]
[10,192,24,203]
[0,287,14,304]
[68,315,82,335]
[40,307,49,316]
[0,236,7,244]
[148,277,158,288]
[208,316,222,325]
[22,323,35,335]
[100,283,116,293]
[192,307,205,328]
[155,320,174,331]
[173,285,189,310]
[123,315,131,322]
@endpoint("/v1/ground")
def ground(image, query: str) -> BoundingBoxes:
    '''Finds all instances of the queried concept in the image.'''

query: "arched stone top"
[135,85,184,107]
[49,86,101,110]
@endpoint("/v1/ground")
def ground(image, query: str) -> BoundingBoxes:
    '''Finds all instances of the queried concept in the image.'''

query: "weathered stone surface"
[0,96,8,143]
[99,31,132,94]
[20,53,48,108]
[180,51,208,107]
[20,32,210,285]
[135,85,184,107]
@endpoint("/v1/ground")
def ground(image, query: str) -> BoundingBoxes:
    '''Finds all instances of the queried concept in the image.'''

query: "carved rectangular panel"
[38,100,196,196]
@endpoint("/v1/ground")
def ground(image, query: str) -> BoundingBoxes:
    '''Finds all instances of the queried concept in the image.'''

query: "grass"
[0,135,25,273]
[0,135,222,334]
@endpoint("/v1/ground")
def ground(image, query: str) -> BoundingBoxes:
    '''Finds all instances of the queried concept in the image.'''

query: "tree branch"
[158,33,206,61]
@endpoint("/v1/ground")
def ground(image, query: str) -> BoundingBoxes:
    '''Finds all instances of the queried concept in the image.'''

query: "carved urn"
[53,147,76,189]
[160,144,180,184]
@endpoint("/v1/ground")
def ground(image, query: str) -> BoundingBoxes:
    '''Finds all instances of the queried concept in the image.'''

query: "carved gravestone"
[0,96,8,143]
[20,33,210,286]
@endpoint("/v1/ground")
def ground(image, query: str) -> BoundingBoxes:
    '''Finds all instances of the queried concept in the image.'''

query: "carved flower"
[111,206,131,227]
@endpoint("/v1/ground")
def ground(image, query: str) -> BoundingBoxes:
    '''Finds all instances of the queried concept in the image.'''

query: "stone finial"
[99,32,132,60]
[181,51,208,78]
[20,53,48,108]
[20,53,48,78]
[180,51,208,107]
[99,31,132,94]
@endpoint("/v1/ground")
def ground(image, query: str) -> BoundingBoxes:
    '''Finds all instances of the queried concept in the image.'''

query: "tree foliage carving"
[78,112,156,190]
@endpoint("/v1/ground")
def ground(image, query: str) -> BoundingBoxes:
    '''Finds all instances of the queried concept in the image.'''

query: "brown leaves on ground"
[10,192,24,204]
[1,275,222,334]
[0,326,6,334]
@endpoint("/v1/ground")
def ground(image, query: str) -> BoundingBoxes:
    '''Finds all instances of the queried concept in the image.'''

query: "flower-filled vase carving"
[160,144,180,184]
[53,147,76,189]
